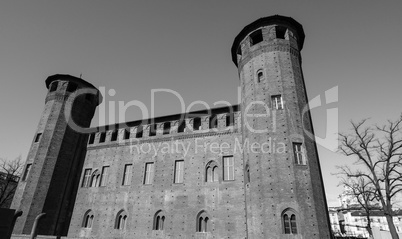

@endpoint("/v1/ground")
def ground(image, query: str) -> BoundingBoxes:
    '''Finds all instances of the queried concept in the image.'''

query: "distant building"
[329,193,402,237]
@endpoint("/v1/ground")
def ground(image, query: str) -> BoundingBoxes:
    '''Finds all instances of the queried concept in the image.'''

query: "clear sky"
[1,0,401,207]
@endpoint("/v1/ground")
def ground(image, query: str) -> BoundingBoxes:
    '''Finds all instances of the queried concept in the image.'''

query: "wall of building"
[68,112,248,239]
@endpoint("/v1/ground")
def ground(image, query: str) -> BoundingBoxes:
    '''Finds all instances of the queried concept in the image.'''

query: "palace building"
[11,15,331,239]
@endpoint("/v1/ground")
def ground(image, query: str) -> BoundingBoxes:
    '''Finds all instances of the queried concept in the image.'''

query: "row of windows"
[82,208,298,234]
[87,94,287,146]
[237,26,294,55]
[25,142,305,185]
[88,114,236,145]
[82,210,210,233]
[81,156,235,188]
[49,81,78,93]
[48,81,95,102]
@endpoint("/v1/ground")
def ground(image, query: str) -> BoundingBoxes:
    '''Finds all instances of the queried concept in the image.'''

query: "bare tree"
[0,156,23,208]
[338,115,402,239]
[338,176,377,237]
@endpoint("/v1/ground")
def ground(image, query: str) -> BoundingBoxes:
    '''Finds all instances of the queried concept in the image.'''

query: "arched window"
[82,210,94,228]
[196,211,210,232]
[205,161,219,182]
[282,209,298,234]
[115,210,128,230]
[90,170,100,187]
[153,210,165,230]
[257,70,264,82]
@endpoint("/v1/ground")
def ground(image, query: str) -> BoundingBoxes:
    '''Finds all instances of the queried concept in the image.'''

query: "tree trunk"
[385,214,400,239]
[366,215,373,237]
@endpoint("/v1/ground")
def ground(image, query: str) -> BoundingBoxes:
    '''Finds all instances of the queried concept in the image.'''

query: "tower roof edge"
[45,74,99,90]
[231,15,305,66]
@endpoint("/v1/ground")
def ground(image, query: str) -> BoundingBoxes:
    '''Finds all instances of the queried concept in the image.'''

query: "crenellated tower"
[11,74,102,236]
[231,15,331,238]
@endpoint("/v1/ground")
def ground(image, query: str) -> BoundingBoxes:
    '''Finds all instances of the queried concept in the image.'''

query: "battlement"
[231,15,305,67]
[87,105,241,147]
[45,74,103,106]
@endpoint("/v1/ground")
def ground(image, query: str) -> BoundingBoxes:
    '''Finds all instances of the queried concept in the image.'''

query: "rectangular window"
[136,125,143,138]
[249,29,263,46]
[22,164,32,181]
[34,133,42,143]
[223,156,235,181]
[178,120,186,133]
[293,143,305,165]
[111,130,118,141]
[82,169,92,187]
[124,129,130,140]
[144,162,154,185]
[226,113,234,127]
[100,166,109,187]
[88,133,95,144]
[272,95,283,110]
[49,82,58,92]
[163,122,171,135]
[193,118,201,131]
[209,114,217,129]
[275,26,287,39]
[149,124,157,137]
[122,164,132,186]
[99,132,106,143]
[174,160,184,184]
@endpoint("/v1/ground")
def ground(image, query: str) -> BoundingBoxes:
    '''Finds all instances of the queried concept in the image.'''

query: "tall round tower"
[231,16,331,238]
[11,74,102,236]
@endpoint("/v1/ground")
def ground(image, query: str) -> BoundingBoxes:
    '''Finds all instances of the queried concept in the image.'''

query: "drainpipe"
[30,213,46,239]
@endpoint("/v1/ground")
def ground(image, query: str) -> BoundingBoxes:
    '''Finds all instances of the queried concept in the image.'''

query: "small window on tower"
[245,164,250,184]
[293,143,306,165]
[249,29,263,46]
[276,26,287,39]
[49,82,58,92]
[257,70,264,82]
[236,45,242,56]
[66,82,78,92]
[22,164,32,181]
[271,95,283,110]
[34,133,42,143]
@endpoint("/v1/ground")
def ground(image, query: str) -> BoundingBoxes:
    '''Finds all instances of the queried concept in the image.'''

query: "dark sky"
[1,0,401,207]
